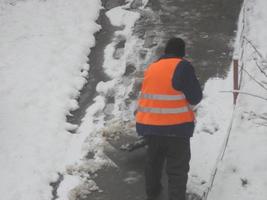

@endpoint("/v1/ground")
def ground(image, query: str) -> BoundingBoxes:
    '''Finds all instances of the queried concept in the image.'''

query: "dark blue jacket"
[136,54,203,137]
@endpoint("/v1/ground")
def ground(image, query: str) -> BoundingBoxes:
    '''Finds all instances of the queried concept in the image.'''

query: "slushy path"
[66,0,124,126]
[87,0,243,200]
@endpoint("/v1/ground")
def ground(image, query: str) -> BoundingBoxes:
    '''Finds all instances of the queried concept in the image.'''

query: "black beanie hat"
[164,37,185,57]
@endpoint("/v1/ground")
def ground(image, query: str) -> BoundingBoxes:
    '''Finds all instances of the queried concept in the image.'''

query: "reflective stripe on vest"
[137,106,189,114]
[140,93,186,101]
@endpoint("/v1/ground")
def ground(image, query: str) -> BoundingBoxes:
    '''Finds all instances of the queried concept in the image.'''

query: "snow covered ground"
[1,0,267,199]
[0,0,148,199]
[83,0,267,198]
[187,0,267,199]
[205,0,267,199]
[0,0,103,199]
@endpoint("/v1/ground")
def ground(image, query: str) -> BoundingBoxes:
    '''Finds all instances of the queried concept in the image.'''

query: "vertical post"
[233,59,239,104]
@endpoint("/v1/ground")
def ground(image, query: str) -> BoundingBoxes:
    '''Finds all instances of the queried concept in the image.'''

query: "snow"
[205,0,267,199]
[185,0,267,199]
[56,0,146,198]
[68,0,267,198]
[0,0,102,200]
[188,75,234,193]
[106,6,140,30]
[104,5,140,78]
[77,0,267,198]
[93,0,246,197]
[1,0,267,199]
[57,175,81,200]
[94,1,144,124]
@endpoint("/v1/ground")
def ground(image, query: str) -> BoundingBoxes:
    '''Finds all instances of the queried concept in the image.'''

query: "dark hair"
[164,37,185,57]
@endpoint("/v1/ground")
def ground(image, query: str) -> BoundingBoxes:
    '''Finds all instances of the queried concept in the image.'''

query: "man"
[135,37,202,200]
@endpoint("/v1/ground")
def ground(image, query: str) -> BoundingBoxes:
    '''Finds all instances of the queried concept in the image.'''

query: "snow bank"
[0,0,102,199]
[94,0,144,124]
[206,0,267,199]
[104,4,140,78]
[55,1,148,199]
[188,75,234,194]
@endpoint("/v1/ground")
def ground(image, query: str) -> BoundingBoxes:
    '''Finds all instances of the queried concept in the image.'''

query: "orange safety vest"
[136,58,195,126]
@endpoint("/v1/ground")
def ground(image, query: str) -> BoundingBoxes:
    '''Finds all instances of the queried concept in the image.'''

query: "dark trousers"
[145,136,191,200]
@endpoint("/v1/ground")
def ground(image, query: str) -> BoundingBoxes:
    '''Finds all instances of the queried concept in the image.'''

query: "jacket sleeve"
[172,60,203,105]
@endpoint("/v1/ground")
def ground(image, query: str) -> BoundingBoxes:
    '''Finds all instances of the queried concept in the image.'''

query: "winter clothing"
[136,57,195,126]
[145,136,190,200]
[135,37,202,200]
[164,38,185,58]
[136,55,202,137]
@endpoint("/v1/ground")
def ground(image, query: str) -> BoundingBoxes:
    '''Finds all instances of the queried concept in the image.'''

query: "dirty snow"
[56,0,147,199]
[104,4,140,78]
[1,0,267,199]
[101,1,267,199]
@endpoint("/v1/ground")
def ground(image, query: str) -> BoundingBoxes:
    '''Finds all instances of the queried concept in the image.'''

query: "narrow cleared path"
[134,0,243,84]
[67,0,124,126]
[70,0,243,199]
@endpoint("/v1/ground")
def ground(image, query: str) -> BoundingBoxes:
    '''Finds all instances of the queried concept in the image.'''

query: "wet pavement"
[69,0,243,199]
[90,134,147,200]
[66,0,124,126]
[134,0,243,84]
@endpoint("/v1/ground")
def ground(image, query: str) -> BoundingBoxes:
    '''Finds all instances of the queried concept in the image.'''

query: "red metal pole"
[233,59,239,104]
